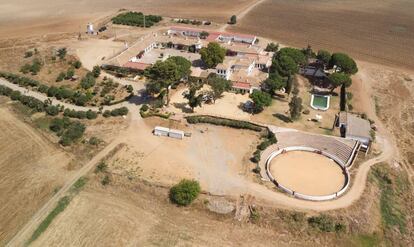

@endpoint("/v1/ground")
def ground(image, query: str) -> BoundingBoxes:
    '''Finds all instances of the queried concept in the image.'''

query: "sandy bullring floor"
[269,151,346,196]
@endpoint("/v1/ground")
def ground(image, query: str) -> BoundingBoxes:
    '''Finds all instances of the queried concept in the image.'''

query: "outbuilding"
[154,126,169,137]
[168,129,184,139]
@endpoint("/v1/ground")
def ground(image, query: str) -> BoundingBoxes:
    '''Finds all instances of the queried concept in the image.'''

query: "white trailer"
[154,126,169,137]
[168,129,184,139]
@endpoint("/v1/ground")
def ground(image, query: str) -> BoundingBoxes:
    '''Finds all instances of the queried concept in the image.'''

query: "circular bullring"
[265,147,350,201]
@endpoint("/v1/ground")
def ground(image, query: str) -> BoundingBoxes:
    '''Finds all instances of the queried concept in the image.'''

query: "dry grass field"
[0,0,254,38]
[0,102,72,245]
[228,0,414,70]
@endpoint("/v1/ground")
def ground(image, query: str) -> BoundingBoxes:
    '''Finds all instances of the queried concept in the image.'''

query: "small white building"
[87,23,94,34]
[154,126,170,137]
[154,126,184,140]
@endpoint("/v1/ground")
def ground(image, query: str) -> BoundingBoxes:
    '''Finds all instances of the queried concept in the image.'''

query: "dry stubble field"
[0,102,72,245]
[228,0,414,70]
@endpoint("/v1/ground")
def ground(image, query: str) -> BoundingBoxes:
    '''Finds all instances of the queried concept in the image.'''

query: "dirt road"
[5,139,123,247]
[219,0,267,31]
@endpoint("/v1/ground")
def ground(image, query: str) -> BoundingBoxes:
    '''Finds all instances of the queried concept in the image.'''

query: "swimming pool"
[310,94,330,111]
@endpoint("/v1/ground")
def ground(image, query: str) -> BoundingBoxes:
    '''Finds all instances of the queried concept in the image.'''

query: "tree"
[302,44,315,60]
[229,15,237,24]
[329,53,358,74]
[92,65,101,78]
[276,55,298,76]
[65,67,75,79]
[277,47,306,65]
[199,31,209,39]
[328,72,352,92]
[285,75,294,95]
[261,76,285,96]
[80,72,96,89]
[250,90,272,113]
[184,87,203,112]
[200,42,226,68]
[317,50,331,65]
[265,42,279,52]
[57,48,67,60]
[169,179,201,206]
[289,95,303,121]
[209,75,232,103]
[166,56,191,80]
[73,60,82,69]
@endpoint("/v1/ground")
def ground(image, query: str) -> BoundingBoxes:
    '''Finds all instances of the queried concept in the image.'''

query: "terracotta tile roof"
[123,61,151,71]
[232,81,251,90]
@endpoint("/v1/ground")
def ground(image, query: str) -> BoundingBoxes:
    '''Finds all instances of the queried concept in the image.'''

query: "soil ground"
[228,0,414,70]
[0,101,72,245]
[269,151,346,196]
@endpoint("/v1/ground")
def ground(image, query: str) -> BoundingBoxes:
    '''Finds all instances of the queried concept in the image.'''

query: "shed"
[337,112,372,150]
[154,126,169,137]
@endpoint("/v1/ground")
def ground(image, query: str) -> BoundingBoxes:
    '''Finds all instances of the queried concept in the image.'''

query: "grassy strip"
[372,164,408,234]
[186,115,263,132]
[27,177,88,244]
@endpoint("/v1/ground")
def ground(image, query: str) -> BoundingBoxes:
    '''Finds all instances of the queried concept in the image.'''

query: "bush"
[45,105,60,116]
[103,110,111,118]
[56,72,65,82]
[10,90,21,100]
[57,48,67,60]
[140,104,149,112]
[73,60,82,69]
[86,110,98,119]
[80,72,96,89]
[112,12,162,27]
[59,121,85,146]
[89,136,101,146]
[307,215,346,233]
[24,51,33,58]
[110,107,129,116]
[101,175,110,186]
[169,179,201,206]
[95,161,107,173]
[92,65,101,78]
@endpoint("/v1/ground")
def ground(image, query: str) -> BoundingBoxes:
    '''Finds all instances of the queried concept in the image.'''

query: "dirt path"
[5,139,123,247]
[219,0,267,31]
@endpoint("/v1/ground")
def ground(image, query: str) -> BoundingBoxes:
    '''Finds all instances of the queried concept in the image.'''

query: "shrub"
[10,90,21,100]
[92,65,101,78]
[86,110,98,119]
[103,110,111,118]
[45,105,60,116]
[110,107,129,116]
[89,136,101,146]
[80,72,96,89]
[101,175,110,186]
[169,179,201,206]
[73,60,82,69]
[140,104,149,112]
[38,84,49,93]
[57,48,67,60]
[307,215,345,233]
[24,51,33,58]
[59,121,85,146]
[95,161,107,173]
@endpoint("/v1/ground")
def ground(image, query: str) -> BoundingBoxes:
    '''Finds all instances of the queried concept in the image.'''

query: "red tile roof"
[232,81,251,90]
[123,61,151,71]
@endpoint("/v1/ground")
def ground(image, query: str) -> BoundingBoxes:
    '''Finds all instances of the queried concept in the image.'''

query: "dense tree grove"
[50,117,86,146]
[112,12,162,27]
[200,42,226,68]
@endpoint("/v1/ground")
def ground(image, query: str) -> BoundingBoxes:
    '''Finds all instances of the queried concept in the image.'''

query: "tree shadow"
[273,113,292,123]
[173,102,193,113]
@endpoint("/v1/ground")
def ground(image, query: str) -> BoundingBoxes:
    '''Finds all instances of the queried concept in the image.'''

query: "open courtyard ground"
[269,151,346,196]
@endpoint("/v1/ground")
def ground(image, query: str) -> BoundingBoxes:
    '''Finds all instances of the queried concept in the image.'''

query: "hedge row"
[0,72,92,106]
[103,107,129,117]
[0,85,45,112]
[186,115,263,132]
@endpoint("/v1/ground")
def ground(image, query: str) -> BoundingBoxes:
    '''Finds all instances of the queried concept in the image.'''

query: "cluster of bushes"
[307,214,346,233]
[46,85,92,106]
[112,12,162,27]
[20,58,43,75]
[251,130,278,166]
[80,72,96,89]
[140,104,170,119]
[63,109,97,120]
[49,117,86,146]
[103,107,129,117]
[0,85,45,112]
[169,179,201,206]
[186,115,263,132]
[0,71,40,87]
